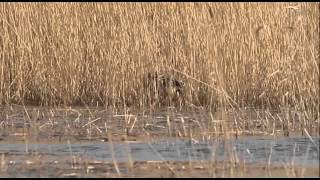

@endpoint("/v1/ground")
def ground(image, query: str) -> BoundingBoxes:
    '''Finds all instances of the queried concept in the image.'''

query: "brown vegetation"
[0,2,319,127]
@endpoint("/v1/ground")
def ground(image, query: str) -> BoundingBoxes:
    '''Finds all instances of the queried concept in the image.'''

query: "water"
[0,137,319,166]
[0,106,319,177]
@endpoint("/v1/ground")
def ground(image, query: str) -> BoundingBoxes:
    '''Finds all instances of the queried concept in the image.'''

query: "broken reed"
[0,3,318,113]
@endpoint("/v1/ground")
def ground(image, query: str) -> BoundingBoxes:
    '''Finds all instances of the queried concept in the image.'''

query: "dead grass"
[0,2,319,127]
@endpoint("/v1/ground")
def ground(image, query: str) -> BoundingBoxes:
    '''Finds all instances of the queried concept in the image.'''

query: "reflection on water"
[0,137,319,166]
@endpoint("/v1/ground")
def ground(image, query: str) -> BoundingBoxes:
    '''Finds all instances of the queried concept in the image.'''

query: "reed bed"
[0,3,319,117]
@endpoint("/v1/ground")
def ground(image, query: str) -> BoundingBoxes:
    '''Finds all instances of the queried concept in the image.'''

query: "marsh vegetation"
[0,2,319,177]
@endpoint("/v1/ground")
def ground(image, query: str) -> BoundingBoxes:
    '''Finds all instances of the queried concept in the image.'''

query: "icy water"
[0,137,318,165]
[0,106,319,177]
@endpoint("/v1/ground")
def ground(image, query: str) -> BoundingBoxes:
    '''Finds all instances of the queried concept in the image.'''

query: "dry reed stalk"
[0,2,318,141]
[0,3,317,113]
[106,124,122,177]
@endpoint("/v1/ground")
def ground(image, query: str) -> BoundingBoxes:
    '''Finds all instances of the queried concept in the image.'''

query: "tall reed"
[0,3,318,116]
